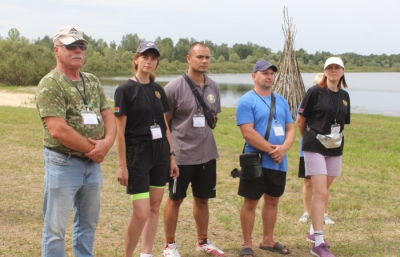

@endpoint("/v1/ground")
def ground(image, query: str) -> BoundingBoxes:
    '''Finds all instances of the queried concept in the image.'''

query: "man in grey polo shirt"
[163,42,225,257]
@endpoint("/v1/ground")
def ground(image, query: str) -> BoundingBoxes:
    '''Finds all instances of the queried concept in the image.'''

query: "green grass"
[0,101,400,256]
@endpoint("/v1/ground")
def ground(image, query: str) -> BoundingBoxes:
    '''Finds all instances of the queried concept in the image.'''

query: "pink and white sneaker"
[196,239,226,257]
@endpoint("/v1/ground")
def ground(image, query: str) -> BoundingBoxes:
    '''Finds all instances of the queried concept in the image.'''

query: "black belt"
[45,147,92,161]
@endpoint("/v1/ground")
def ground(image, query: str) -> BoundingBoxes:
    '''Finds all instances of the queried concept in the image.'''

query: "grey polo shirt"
[164,73,221,165]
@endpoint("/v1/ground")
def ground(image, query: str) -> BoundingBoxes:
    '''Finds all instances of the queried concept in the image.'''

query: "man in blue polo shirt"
[236,60,295,256]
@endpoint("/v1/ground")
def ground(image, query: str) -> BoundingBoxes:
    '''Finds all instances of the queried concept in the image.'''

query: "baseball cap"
[53,26,88,45]
[252,60,278,73]
[324,57,344,69]
[136,41,160,56]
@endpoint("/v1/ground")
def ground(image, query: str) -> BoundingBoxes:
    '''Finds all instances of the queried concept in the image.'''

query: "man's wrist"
[169,151,175,156]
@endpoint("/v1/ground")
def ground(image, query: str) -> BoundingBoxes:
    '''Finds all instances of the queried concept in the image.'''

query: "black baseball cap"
[252,60,278,73]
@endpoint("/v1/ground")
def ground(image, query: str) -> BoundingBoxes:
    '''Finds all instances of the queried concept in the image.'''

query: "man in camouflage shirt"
[35,26,116,257]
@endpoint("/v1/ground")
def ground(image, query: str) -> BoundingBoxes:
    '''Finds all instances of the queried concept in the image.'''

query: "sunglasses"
[57,43,87,51]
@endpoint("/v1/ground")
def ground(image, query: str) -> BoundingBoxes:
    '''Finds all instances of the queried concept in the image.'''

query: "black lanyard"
[135,76,158,125]
[253,90,277,122]
[67,72,90,109]
[326,88,340,124]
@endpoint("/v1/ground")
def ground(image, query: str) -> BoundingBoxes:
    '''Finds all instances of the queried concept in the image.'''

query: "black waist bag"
[239,152,262,180]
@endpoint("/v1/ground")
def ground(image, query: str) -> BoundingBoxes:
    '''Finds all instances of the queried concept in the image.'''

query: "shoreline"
[0,91,35,108]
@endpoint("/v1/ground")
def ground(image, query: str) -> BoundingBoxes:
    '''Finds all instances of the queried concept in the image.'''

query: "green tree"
[120,33,143,53]
[229,53,240,63]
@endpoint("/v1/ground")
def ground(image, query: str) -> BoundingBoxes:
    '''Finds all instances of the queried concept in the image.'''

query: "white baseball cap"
[324,57,344,69]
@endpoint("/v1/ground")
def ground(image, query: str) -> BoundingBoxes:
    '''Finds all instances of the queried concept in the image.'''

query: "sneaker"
[163,242,181,257]
[306,232,330,247]
[324,214,335,225]
[196,239,226,257]
[299,213,311,223]
[310,243,334,257]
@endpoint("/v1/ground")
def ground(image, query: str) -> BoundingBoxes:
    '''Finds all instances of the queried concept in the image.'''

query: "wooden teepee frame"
[274,7,305,120]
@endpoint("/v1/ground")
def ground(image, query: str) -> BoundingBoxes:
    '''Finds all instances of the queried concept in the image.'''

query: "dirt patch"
[0,91,35,108]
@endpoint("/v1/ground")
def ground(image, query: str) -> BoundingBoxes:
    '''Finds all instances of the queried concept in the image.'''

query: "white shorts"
[304,151,342,177]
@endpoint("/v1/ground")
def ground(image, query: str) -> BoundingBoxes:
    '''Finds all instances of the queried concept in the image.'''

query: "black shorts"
[126,138,169,195]
[168,159,217,200]
[238,168,286,199]
[298,157,310,179]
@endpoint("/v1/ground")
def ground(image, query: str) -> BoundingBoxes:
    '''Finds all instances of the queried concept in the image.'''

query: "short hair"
[188,42,208,55]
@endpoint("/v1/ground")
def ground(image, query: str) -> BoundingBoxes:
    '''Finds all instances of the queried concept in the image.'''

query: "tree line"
[1,28,400,86]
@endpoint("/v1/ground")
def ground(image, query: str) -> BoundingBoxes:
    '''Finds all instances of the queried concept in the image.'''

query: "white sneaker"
[299,213,311,223]
[197,239,226,257]
[163,242,181,257]
[324,214,335,225]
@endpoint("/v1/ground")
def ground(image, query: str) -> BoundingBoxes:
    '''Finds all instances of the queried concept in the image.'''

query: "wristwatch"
[169,151,176,156]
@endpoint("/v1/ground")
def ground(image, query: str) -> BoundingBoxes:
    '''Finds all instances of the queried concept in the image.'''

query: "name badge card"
[193,115,205,127]
[82,111,99,125]
[273,124,284,137]
[330,124,340,134]
[150,125,162,140]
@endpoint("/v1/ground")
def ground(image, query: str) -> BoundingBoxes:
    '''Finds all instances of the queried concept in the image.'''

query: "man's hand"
[270,145,287,164]
[85,138,112,163]
[169,157,179,179]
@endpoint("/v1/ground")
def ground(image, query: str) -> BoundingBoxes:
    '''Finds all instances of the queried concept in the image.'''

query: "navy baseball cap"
[136,41,160,56]
[252,60,278,73]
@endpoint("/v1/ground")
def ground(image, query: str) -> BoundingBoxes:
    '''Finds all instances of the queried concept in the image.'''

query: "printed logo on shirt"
[207,94,216,103]
[299,108,304,113]
[342,100,348,106]
[155,91,161,99]
[114,107,119,113]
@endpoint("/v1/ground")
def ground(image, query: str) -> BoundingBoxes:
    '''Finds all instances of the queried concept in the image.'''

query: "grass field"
[0,95,400,256]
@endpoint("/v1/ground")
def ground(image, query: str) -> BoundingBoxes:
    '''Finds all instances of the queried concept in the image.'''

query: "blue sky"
[1,0,398,55]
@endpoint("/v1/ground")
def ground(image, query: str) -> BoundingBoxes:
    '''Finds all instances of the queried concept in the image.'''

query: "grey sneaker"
[310,243,334,257]
[299,213,311,223]
[324,214,335,225]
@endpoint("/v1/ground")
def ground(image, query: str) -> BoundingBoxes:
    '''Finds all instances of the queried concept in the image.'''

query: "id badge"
[193,115,205,127]
[330,124,340,134]
[150,125,162,140]
[82,111,99,125]
[273,123,284,136]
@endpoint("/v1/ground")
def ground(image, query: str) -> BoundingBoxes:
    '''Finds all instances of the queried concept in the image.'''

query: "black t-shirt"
[114,80,170,145]
[299,85,350,156]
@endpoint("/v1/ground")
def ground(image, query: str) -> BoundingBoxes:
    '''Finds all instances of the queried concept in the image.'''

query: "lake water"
[100,72,400,117]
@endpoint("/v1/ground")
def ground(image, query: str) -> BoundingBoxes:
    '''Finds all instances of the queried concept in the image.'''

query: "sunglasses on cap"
[57,43,87,51]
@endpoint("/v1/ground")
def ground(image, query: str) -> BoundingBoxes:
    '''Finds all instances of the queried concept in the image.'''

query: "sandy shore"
[0,91,35,108]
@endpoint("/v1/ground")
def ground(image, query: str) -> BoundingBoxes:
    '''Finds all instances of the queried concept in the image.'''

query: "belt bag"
[239,152,262,180]
[316,133,343,149]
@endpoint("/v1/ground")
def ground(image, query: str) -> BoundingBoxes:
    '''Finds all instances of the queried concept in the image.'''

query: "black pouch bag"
[239,152,262,180]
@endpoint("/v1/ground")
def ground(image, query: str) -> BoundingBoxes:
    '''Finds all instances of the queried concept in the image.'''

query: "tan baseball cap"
[53,26,88,45]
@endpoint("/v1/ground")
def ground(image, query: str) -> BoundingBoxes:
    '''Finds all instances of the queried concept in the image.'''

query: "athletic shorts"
[168,159,216,200]
[238,168,286,200]
[298,157,310,179]
[304,151,342,177]
[126,138,170,195]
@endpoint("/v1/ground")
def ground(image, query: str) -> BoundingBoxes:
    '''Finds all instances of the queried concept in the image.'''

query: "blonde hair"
[313,73,324,86]
[132,51,160,82]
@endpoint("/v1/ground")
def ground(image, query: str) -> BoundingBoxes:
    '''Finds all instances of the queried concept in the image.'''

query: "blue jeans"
[42,148,103,257]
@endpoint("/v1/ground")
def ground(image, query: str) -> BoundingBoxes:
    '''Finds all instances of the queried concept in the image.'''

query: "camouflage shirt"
[36,68,110,157]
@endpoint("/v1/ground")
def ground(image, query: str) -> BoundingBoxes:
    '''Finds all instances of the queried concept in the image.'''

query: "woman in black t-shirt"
[297,57,350,257]
[114,41,179,257]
